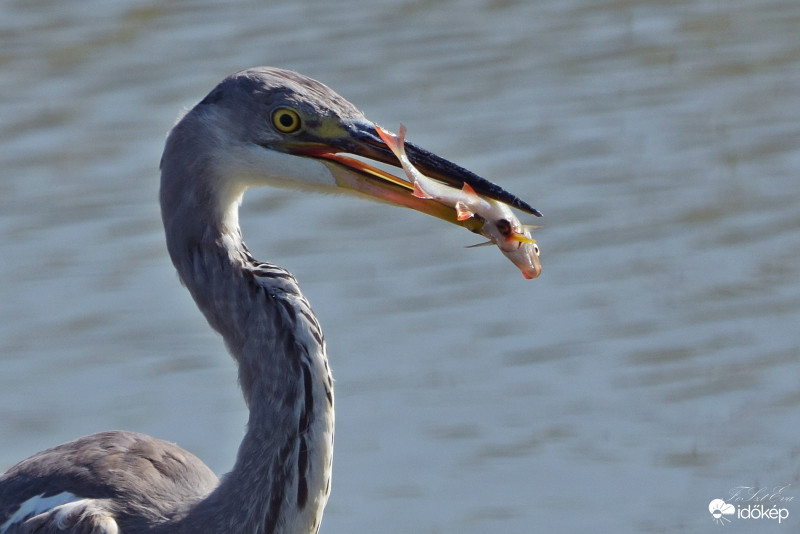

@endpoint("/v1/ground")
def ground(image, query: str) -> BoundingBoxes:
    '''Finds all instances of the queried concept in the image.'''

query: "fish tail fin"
[375,124,407,159]
[379,124,428,196]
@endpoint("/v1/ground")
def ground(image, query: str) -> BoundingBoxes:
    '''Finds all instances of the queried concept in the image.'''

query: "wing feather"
[0,431,218,533]
[5,498,118,534]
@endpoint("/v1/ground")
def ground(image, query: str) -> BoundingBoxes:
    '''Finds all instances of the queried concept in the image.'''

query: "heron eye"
[496,219,512,236]
[271,108,302,133]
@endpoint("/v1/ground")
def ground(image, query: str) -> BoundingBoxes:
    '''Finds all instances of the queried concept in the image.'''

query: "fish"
[375,124,542,279]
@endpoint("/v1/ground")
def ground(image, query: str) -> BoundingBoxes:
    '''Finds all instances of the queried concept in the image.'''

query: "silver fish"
[376,124,541,279]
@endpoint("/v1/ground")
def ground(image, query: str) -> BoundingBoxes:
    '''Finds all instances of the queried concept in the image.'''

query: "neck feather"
[160,151,334,534]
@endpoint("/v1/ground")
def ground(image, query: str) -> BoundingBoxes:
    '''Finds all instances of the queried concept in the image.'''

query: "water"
[2,0,799,531]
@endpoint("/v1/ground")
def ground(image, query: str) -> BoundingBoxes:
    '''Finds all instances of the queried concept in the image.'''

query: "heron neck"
[160,173,334,534]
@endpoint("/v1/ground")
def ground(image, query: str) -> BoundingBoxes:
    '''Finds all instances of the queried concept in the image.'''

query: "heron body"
[0,67,539,533]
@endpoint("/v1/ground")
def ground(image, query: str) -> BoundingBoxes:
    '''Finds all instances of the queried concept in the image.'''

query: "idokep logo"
[709,485,793,526]
[708,499,735,525]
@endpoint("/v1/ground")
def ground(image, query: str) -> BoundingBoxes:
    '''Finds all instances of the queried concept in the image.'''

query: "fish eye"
[271,107,302,133]
[533,243,540,256]
[496,219,512,236]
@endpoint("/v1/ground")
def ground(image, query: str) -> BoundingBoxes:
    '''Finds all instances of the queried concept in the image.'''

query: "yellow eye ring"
[271,107,302,133]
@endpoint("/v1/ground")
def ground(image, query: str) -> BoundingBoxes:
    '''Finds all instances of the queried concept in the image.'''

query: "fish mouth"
[286,119,541,229]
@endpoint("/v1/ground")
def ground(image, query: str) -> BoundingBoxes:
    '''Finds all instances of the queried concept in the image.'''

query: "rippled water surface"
[2,0,799,531]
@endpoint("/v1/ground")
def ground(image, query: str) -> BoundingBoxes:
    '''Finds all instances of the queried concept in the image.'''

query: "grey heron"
[0,67,540,534]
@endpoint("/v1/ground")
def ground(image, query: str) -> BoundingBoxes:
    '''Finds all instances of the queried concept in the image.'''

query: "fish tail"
[377,123,428,196]
[375,124,407,160]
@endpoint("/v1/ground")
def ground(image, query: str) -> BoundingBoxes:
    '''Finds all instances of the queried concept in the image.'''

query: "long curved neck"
[159,140,334,534]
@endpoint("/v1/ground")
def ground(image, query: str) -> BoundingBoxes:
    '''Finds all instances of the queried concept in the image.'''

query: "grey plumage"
[2,68,338,534]
[1,66,534,534]
[0,431,218,533]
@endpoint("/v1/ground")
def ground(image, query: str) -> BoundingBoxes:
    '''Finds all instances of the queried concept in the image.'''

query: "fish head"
[479,202,542,279]
[503,231,542,280]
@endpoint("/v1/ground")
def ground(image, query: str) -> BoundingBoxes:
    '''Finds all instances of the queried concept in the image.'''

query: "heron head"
[162,67,539,232]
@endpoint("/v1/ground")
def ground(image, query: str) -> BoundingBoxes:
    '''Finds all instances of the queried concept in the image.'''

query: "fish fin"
[455,201,475,221]
[461,183,478,196]
[375,124,406,159]
[510,233,538,244]
[375,125,398,152]
[465,240,495,248]
[412,181,433,199]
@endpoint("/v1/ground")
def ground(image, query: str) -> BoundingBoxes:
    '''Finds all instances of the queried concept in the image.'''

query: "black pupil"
[279,113,295,128]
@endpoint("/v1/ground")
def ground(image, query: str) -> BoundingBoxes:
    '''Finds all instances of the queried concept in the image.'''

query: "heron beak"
[288,119,540,230]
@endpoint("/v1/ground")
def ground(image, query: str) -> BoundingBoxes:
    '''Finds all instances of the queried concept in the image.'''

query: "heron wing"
[4,498,118,534]
[0,431,219,533]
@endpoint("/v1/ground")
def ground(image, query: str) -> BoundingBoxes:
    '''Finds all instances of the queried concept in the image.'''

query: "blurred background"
[1,0,799,531]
